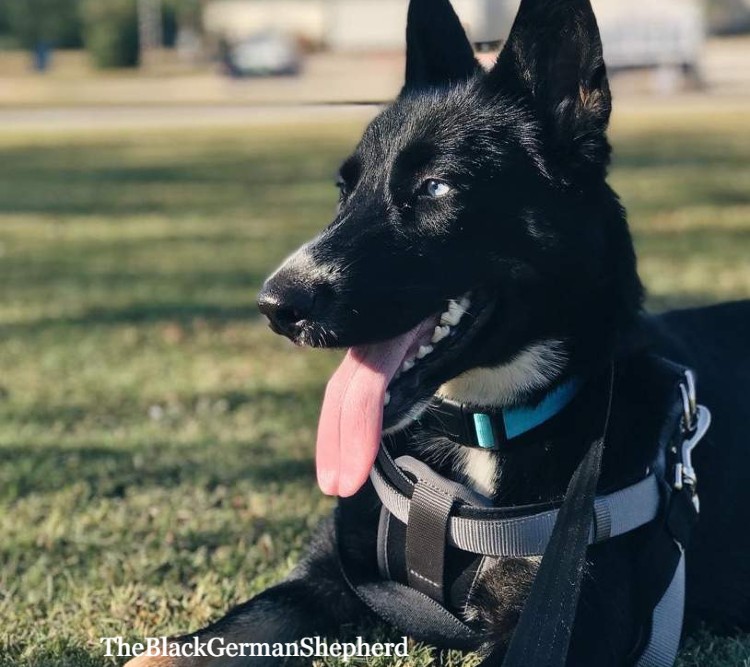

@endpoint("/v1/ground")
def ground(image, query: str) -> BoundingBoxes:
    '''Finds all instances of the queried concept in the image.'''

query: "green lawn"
[0,109,748,667]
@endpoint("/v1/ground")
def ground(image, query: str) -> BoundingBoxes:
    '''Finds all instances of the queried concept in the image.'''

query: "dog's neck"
[420,339,571,496]
[436,338,569,408]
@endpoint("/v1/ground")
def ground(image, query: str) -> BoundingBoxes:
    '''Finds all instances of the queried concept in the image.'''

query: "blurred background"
[0,1,748,666]
[0,0,748,103]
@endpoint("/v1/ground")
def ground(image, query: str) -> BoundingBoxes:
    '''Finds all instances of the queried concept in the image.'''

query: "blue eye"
[424,179,451,198]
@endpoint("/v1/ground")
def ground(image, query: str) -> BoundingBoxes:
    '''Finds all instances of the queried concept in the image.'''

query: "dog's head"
[258,0,643,495]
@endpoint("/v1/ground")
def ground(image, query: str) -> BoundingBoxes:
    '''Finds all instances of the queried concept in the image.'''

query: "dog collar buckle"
[673,370,711,512]
[422,397,507,450]
[472,413,499,448]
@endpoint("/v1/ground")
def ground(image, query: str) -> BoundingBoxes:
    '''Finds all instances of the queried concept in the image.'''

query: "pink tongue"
[316,322,428,497]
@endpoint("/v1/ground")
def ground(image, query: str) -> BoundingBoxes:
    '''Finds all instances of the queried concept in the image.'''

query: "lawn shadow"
[0,441,315,503]
[0,140,342,218]
[0,302,264,338]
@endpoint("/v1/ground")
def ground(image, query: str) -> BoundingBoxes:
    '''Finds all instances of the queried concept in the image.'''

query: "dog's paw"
[122,642,247,667]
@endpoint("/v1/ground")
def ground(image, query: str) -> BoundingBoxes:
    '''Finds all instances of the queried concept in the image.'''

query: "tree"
[4,0,83,49]
[80,0,139,68]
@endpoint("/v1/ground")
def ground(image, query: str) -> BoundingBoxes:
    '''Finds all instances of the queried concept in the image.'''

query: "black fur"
[259,0,643,428]
[167,0,750,664]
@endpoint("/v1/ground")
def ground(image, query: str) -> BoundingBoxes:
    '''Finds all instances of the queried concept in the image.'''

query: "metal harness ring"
[679,370,697,433]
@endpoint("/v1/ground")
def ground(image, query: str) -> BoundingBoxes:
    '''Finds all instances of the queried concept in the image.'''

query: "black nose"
[257,278,315,338]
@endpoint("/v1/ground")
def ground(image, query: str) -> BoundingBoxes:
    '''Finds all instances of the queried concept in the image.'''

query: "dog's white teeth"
[431,324,451,344]
[402,358,415,372]
[438,299,467,326]
[459,295,471,310]
[384,391,391,406]
[417,344,433,359]
[440,307,461,327]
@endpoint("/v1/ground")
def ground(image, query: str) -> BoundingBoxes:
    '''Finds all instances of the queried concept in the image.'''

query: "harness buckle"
[674,370,711,512]
[679,370,698,432]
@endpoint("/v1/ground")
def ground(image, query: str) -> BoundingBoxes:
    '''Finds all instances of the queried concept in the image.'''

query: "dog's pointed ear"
[402,0,479,92]
[488,0,612,175]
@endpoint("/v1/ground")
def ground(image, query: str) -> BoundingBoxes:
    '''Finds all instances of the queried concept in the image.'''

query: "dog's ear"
[488,0,611,176]
[402,0,479,92]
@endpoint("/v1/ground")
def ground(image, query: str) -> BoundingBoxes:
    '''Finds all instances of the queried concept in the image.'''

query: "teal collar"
[419,378,583,449]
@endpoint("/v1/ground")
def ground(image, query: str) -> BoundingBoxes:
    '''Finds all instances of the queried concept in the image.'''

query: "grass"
[0,108,748,667]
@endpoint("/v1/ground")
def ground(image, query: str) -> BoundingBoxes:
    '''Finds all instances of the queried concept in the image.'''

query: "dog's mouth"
[316,290,494,497]
[383,293,477,417]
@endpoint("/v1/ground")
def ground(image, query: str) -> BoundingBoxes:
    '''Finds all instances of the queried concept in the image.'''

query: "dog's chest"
[413,436,499,496]
[457,448,498,497]
[379,432,547,631]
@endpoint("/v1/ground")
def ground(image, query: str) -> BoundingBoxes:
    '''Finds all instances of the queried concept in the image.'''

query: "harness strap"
[500,432,605,667]
[405,478,455,602]
[397,456,490,603]
[637,549,686,667]
[592,475,661,542]
[371,453,661,558]
[337,538,481,648]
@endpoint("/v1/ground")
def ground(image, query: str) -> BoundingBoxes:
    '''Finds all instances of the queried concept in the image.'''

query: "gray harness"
[348,368,710,666]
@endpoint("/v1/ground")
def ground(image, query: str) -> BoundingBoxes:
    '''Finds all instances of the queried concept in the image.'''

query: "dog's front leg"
[124,516,372,667]
[124,580,344,667]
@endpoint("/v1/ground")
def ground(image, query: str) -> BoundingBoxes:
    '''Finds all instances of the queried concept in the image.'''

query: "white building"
[204,0,704,70]
[203,0,511,49]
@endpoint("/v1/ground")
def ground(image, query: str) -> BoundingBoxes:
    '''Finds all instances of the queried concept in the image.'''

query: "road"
[1,94,748,133]
[0,104,379,131]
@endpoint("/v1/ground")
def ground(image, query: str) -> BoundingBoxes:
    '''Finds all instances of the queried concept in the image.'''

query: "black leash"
[495,364,615,667]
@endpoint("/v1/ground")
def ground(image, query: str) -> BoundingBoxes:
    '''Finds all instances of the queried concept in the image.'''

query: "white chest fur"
[456,447,497,496]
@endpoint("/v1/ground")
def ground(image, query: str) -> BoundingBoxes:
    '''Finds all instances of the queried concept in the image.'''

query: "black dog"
[128,0,750,664]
